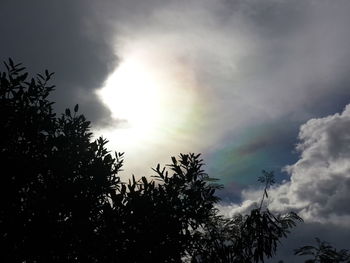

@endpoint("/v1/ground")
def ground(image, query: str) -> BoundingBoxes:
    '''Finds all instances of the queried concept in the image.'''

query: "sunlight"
[96,50,198,159]
[97,56,163,136]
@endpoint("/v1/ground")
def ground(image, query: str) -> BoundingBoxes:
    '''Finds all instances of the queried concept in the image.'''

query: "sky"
[1,0,350,261]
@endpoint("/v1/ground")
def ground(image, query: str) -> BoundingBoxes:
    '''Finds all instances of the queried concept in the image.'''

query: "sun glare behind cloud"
[95,49,200,174]
[97,56,164,137]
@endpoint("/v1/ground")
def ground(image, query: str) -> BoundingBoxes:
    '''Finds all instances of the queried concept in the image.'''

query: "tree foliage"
[99,153,222,262]
[295,238,350,263]
[192,171,302,263]
[0,59,122,262]
[0,59,303,262]
[0,59,223,262]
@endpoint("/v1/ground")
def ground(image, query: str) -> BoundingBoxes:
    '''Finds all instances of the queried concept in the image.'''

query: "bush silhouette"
[295,238,350,263]
[0,59,302,262]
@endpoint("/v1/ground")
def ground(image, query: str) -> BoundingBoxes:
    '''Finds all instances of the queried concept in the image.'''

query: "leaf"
[265,189,268,198]
[9,58,14,68]
[74,104,79,113]
[37,73,45,80]
[141,176,148,186]
[18,72,28,81]
[4,61,9,71]
[65,108,71,116]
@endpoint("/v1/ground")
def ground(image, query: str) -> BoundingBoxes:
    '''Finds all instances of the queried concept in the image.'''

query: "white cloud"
[219,104,350,260]
[223,105,350,227]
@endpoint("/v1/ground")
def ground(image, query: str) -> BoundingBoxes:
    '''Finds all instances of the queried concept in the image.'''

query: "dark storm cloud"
[3,0,350,131]
[0,0,117,125]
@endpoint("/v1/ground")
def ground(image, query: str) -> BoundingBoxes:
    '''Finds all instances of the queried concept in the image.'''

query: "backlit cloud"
[87,0,350,177]
[222,104,350,227]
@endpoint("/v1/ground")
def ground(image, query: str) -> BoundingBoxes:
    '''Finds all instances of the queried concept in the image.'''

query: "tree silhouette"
[1,59,303,262]
[99,153,222,262]
[0,59,123,262]
[0,59,223,262]
[192,171,302,263]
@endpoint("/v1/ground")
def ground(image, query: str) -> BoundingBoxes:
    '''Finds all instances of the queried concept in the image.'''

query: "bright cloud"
[89,0,350,179]
[222,104,350,227]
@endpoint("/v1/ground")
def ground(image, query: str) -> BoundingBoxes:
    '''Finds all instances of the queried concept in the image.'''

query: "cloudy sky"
[2,0,350,261]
